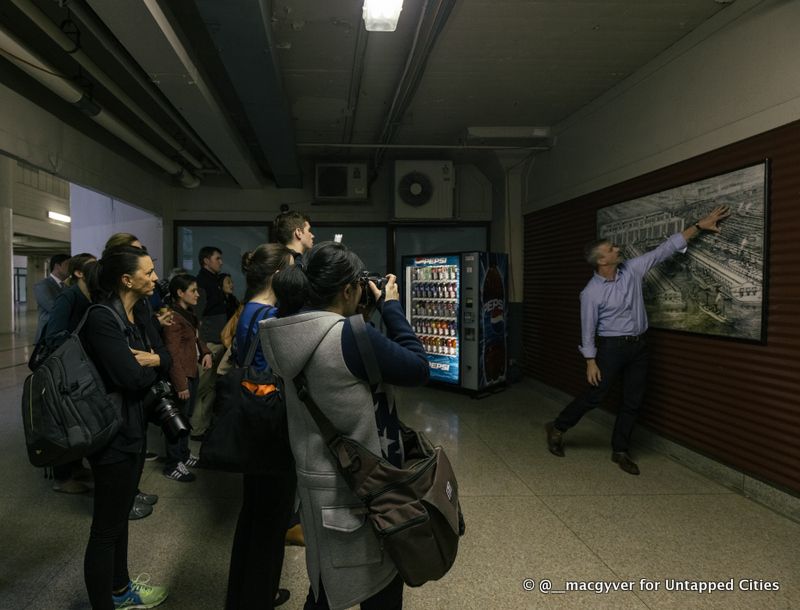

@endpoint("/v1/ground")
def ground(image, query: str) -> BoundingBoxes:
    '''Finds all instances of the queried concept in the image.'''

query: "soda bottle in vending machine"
[482,261,506,383]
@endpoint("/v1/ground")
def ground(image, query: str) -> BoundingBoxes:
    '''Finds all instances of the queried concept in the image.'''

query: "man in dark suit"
[34,253,70,342]
[191,246,226,440]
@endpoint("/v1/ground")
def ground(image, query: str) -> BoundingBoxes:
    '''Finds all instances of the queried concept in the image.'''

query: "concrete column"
[0,156,14,333]
[495,151,534,302]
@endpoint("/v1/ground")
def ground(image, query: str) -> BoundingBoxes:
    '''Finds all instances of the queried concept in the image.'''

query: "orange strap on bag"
[241,380,277,396]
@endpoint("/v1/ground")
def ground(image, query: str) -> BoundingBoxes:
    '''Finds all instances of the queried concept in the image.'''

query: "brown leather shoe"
[611,452,640,475]
[545,421,565,457]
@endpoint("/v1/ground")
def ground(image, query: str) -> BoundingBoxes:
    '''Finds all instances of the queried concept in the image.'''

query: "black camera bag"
[200,305,292,474]
[293,314,465,587]
[21,305,124,467]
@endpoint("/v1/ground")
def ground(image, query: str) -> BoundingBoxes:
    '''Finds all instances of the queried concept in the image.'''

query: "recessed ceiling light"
[48,211,71,223]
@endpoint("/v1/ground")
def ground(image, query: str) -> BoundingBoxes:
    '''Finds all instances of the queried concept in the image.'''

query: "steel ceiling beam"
[193,0,302,188]
[85,0,263,188]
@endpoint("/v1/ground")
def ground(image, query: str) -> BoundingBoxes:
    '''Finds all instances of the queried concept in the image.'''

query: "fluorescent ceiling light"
[362,0,403,32]
[48,211,71,223]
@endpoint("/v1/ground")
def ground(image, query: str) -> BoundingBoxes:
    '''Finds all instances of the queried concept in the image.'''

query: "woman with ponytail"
[80,246,171,609]
[260,241,429,610]
[224,243,295,609]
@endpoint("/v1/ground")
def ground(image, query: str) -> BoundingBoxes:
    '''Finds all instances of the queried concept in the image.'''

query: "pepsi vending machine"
[402,252,508,391]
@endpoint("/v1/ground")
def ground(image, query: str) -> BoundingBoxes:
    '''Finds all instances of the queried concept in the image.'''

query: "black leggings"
[84,453,142,609]
[225,472,296,610]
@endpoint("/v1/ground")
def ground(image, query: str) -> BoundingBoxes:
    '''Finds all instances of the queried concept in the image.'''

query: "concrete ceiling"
[0,0,734,190]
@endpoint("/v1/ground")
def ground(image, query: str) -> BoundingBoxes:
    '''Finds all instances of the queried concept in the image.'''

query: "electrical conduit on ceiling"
[10,0,204,172]
[0,23,200,188]
[59,0,223,174]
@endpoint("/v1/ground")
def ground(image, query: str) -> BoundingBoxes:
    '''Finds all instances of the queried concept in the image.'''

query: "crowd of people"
[32,210,430,610]
[30,204,731,609]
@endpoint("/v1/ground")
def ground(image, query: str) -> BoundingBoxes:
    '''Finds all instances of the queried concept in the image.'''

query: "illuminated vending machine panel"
[461,252,508,391]
[403,255,460,384]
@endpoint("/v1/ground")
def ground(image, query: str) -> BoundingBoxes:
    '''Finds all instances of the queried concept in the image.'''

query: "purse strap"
[239,304,270,367]
[74,303,127,336]
[294,315,393,473]
[293,373,341,448]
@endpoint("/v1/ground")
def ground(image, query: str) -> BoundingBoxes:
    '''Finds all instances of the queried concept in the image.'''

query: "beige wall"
[0,82,173,215]
[525,0,800,212]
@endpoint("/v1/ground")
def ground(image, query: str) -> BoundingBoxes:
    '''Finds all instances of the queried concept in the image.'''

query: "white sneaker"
[162,462,196,482]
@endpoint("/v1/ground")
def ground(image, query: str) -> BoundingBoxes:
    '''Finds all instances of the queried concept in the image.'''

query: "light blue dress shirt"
[578,233,688,359]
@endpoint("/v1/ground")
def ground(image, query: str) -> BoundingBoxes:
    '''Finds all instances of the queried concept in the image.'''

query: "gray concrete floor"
[1,309,798,609]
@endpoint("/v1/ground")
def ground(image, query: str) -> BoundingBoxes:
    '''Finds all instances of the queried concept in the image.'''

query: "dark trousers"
[164,376,199,468]
[304,574,404,610]
[53,459,83,481]
[554,337,649,453]
[84,453,143,609]
[225,471,297,610]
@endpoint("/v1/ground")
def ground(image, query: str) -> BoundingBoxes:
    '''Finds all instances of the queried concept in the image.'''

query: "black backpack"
[21,305,125,467]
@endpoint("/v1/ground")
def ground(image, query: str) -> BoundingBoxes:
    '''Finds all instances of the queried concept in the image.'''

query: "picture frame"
[596,160,769,343]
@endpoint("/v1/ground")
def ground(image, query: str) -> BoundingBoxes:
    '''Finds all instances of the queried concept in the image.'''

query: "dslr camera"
[358,271,387,308]
[143,379,190,441]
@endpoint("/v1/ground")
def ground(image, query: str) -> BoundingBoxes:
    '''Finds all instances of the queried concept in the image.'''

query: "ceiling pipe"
[11,0,204,171]
[56,0,224,174]
[298,143,551,150]
[342,24,369,145]
[0,24,200,188]
[373,0,457,168]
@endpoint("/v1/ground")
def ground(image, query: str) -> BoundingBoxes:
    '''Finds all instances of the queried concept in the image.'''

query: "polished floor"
[1,309,798,609]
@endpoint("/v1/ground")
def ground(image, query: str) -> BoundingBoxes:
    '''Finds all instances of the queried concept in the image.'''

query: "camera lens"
[144,380,190,441]
[152,398,190,441]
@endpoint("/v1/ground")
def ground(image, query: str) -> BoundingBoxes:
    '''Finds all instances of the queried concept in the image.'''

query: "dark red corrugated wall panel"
[523,120,800,495]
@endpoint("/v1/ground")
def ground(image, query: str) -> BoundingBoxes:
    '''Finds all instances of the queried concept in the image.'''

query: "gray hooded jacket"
[259,311,397,609]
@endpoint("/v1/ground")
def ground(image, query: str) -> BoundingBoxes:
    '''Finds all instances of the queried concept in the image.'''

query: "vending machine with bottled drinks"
[402,252,508,391]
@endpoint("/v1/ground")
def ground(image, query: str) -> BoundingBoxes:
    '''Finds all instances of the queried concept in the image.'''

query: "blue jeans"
[554,336,649,453]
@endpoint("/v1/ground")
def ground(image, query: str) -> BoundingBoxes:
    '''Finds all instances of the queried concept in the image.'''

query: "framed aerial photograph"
[596,161,769,342]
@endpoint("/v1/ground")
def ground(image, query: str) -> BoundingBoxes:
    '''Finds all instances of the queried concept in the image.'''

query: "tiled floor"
[0,313,798,609]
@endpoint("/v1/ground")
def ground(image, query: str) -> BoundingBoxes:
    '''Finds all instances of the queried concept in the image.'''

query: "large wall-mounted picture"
[597,161,768,342]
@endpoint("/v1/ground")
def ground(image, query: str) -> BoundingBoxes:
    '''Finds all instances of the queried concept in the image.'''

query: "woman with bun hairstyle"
[259,241,429,610]
[161,274,212,482]
[224,243,295,610]
[80,246,171,609]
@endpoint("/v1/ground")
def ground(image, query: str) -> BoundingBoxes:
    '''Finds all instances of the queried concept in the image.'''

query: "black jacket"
[196,267,227,343]
[80,297,171,464]
[44,284,90,350]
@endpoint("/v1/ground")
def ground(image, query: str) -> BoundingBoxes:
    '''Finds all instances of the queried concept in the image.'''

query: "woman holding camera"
[224,243,295,610]
[259,241,429,610]
[81,246,171,609]
[161,274,212,482]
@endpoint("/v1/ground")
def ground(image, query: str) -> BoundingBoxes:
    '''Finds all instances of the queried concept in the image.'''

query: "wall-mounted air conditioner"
[393,160,454,219]
[314,163,368,202]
